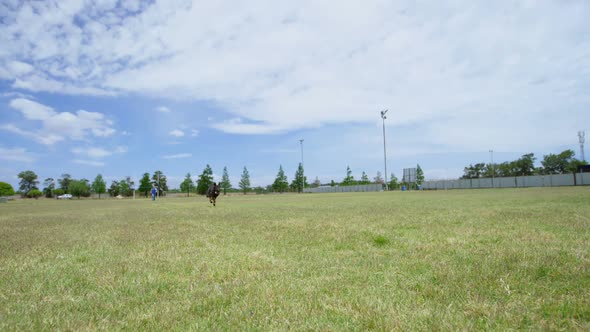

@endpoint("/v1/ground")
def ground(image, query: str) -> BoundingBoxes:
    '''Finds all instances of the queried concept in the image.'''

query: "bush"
[27,189,43,199]
[0,182,15,196]
[53,189,65,198]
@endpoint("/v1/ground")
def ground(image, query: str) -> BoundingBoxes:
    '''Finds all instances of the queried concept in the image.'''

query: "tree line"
[3,162,429,198]
[5,165,247,199]
[462,149,586,179]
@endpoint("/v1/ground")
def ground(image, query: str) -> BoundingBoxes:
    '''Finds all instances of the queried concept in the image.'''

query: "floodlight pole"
[381,110,389,191]
[489,150,494,188]
[299,139,304,193]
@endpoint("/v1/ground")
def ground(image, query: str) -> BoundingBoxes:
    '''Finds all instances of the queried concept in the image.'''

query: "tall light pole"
[489,150,494,188]
[381,110,389,191]
[299,139,304,193]
[579,131,586,162]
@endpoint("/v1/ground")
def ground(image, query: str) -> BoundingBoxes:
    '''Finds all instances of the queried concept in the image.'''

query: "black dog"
[206,182,220,206]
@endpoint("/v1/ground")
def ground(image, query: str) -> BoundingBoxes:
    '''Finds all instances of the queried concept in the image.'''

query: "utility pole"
[489,150,494,188]
[579,131,586,162]
[299,139,304,193]
[381,110,389,191]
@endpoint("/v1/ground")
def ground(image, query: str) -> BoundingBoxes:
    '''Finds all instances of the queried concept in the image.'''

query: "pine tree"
[239,167,251,194]
[221,167,231,195]
[373,171,384,184]
[416,164,424,185]
[272,165,289,193]
[341,166,355,186]
[360,171,370,184]
[197,165,214,195]
[180,173,195,197]
[312,176,321,188]
[291,163,307,193]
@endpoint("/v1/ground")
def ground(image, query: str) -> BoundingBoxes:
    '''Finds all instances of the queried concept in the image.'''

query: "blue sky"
[1,0,589,189]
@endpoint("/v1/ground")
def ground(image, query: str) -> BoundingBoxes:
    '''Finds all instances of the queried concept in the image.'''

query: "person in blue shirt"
[151,184,157,201]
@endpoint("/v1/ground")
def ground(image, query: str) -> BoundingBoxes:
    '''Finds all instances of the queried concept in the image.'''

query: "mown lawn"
[1,187,589,330]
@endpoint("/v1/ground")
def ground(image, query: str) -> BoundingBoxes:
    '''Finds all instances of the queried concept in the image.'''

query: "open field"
[1,188,589,330]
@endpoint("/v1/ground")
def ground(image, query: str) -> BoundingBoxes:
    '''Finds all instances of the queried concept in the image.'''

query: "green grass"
[1,187,589,330]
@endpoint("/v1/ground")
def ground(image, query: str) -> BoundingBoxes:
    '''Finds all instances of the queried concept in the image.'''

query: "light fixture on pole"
[299,139,304,193]
[381,110,389,191]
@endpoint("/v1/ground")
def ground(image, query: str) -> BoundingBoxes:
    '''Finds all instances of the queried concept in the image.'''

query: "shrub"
[27,189,43,199]
[53,189,65,198]
[0,182,15,196]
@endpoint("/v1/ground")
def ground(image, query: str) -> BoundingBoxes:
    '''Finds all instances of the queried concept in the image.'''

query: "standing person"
[151,184,157,201]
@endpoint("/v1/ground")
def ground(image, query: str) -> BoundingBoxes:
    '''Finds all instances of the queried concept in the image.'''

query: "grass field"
[1,188,589,330]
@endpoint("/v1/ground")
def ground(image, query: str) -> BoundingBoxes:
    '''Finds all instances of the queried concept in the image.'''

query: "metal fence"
[422,173,590,190]
[304,184,383,193]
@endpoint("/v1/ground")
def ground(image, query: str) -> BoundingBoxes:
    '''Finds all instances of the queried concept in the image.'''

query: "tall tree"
[180,173,195,197]
[291,163,307,193]
[69,179,91,199]
[312,176,321,188]
[239,166,251,194]
[0,182,15,196]
[541,149,577,174]
[138,173,151,198]
[462,163,486,179]
[341,166,355,186]
[91,174,106,199]
[272,165,289,193]
[373,171,384,185]
[220,166,231,195]
[119,176,134,197]
[360,171,370,185]
[416,164,424,185]
[18,170,39,196]
[514,153,536,176]
[152,171,168,196]
[43,178,55,198]
[196,164,214,195]
[58,174,72,193]
[108,180,120,197]
[389,173,399,190]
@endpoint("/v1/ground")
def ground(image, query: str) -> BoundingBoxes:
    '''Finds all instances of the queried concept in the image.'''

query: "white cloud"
[71,146,127,159]
[7,61,34,75]
[1,123,64,145]
[163,153,192,159]
[4,98,116,145]
[0,1,588,152]
[0,147,36,163]
[73,159,105,167]
[169,129,184,137]
[0,91,35,99]
[72,147,111,158]
[191,129,199,137]
[9,98,55,120]
[114,146,128,154]
[156,106,171,113]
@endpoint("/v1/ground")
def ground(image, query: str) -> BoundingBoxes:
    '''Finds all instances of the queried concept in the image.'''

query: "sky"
[1,0,589,190]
